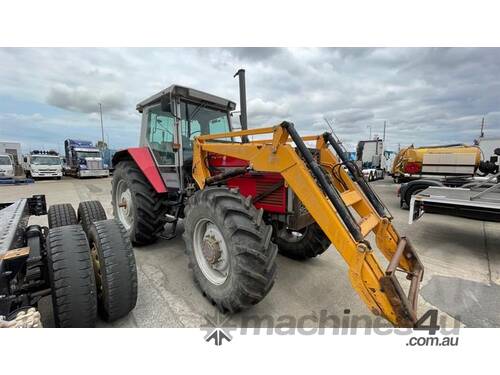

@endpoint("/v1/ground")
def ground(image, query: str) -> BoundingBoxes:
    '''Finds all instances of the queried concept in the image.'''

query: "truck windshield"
[76,152,101,158]
[180,101,231,159]
[0,156,12,166]
[31,156,61,165]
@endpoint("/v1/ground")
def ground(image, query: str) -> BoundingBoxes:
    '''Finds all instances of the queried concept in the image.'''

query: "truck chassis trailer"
[0,195,137,327]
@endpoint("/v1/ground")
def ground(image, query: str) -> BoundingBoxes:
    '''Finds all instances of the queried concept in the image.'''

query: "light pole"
[98,103,105,147]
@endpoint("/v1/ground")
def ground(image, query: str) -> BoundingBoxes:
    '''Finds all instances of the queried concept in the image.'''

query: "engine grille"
[255,181,285,205]
[226,173,286,214]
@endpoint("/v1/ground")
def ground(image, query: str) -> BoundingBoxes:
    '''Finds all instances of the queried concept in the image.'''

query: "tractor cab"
[135,85,236,190]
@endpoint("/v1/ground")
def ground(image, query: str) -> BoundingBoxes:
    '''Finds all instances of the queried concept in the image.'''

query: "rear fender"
[113,148,167,193]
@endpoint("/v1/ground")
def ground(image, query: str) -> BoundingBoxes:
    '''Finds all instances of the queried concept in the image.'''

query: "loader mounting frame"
[192,121,424,327]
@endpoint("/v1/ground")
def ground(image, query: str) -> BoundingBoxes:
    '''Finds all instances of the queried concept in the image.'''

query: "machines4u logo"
[201,312,236,346]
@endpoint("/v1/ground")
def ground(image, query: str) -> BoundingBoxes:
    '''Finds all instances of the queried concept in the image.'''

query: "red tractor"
[111,71,424,326]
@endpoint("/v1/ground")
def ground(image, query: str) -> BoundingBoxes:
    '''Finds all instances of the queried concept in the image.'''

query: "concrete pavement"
[1,176,498,327]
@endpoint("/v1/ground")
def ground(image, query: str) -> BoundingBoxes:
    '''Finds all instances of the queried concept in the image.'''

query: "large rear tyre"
[87,219,138,322]
[48,203,78,229]
[183,187,278,313]
[78,200,107,235]
[275,223,330,260]
[46,225,97,327]
[111,161,167,245]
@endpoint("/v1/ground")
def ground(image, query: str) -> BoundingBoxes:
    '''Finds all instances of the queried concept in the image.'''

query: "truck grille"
[87,160,102,170]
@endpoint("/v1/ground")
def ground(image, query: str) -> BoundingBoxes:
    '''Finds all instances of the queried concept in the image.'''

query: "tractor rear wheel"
[112,161,167,245]
[183,186,278,313]
[275,223,330,260]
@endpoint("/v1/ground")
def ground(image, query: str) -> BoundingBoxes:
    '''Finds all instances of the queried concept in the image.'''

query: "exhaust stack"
[234,69,248,131]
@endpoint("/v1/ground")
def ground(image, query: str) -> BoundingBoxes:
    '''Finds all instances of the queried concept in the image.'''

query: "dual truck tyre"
[46,225,97,327]
[45,201,137,327]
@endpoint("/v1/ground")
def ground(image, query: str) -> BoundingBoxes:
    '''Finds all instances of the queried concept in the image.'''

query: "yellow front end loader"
[191,122,423,327]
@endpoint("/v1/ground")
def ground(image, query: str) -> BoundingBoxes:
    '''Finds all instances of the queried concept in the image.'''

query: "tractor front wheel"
[183,187,278,313]
[275,223,330,260]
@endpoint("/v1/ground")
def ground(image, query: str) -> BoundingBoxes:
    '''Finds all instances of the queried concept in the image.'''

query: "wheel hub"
[201,233,222,264]
[193,220,230,285]
[115,180,133,230]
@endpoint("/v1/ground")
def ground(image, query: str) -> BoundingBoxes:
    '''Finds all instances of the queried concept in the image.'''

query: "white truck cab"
[0,154,15,178]
[357,138,387,181]
[24,151,63,179]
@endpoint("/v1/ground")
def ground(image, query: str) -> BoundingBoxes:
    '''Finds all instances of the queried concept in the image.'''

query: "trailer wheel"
[87,219,138,322]
[275,223,330,260]
[403,184,428,209]
[78,200,107,235]
[46,225,97,327]
[183,186,278,313]
[48,203,78,228]
[112,161,166,245]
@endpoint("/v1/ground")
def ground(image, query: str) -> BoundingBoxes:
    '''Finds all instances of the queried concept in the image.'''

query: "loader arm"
[192,122,423,327]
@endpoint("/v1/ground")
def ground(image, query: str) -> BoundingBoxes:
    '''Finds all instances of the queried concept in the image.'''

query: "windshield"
[31,156,61,165]
[0,156,12,166]
[180,101,231,159]
[76,151,101,158]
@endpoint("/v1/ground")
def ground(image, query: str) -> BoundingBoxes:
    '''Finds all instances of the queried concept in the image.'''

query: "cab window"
[146,105,176,165]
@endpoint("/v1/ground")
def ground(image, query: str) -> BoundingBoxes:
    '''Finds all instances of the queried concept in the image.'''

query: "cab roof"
[136,85,236,113]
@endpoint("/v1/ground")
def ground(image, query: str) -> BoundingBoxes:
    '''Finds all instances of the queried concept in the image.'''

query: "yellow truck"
[392,144,482,183]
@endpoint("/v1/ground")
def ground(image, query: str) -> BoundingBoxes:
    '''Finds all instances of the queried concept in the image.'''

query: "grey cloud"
[223,48,283,61]
[46,84,126,114]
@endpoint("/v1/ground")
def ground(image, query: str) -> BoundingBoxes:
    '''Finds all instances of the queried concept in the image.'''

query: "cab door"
[140,103,181,190]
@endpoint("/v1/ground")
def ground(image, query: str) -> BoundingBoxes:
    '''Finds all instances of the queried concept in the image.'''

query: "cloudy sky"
[0,48,498,153]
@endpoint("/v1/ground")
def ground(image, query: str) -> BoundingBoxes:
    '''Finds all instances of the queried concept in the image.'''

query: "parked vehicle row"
[0,139,117,181]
